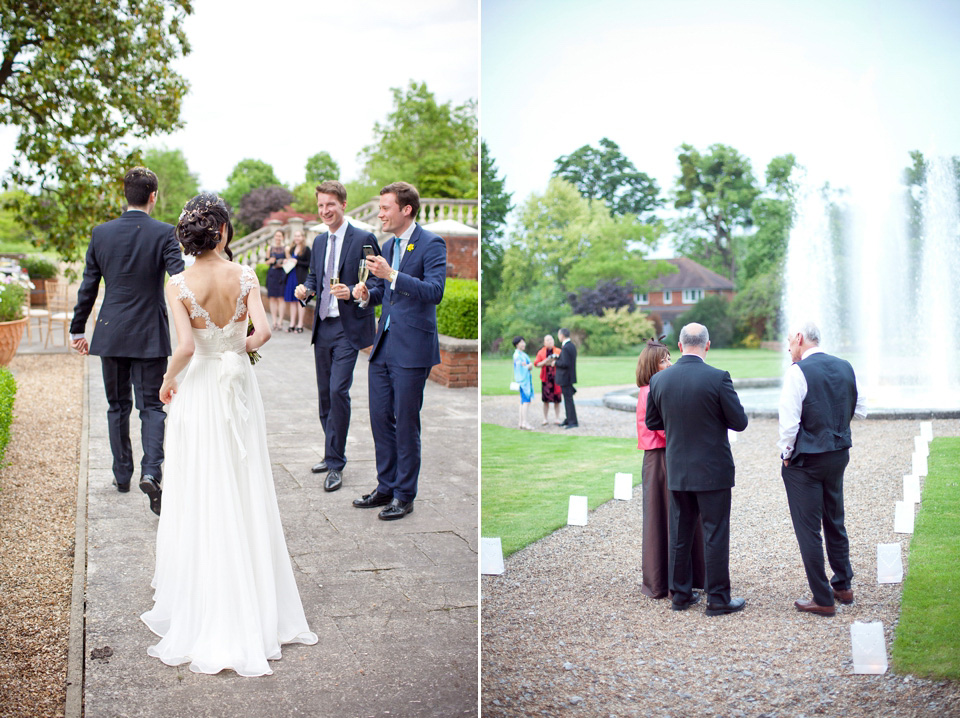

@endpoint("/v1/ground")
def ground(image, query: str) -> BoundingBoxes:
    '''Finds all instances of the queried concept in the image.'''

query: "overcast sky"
[481,0,960,236]
[1,0,478,193]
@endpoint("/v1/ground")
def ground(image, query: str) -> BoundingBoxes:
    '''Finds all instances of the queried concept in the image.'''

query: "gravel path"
[0,354,84,718]
[481,390,960,717]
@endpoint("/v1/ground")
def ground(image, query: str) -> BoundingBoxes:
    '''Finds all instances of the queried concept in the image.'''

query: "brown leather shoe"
[794,599,836,616]
[833,588,854,605]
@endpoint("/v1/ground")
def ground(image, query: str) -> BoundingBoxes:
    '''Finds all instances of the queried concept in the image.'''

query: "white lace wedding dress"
[141,267,318,676]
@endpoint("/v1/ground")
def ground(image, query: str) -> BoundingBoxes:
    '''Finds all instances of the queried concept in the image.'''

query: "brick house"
[635,257,735,336]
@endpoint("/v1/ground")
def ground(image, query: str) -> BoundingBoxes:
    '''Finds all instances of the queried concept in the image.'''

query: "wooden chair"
[24,281,51,343]
[45,279,75,348]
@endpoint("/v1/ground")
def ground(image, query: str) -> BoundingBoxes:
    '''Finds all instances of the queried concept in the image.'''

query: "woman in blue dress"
[512,335,535,430]
[282,230,311,332]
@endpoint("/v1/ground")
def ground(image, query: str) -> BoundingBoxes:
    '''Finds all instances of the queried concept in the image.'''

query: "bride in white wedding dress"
[141,193,317,676]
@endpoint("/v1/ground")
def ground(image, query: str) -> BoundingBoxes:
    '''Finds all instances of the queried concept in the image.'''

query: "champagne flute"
[355,258,370,303]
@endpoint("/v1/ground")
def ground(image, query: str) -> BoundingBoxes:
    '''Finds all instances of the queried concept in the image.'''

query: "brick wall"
[429,335,478,388]
[442,235,478,279]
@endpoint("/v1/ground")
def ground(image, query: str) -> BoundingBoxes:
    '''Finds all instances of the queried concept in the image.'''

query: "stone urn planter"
[0,318,27,366]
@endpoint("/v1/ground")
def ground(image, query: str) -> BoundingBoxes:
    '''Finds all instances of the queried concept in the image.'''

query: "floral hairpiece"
[646,335,668,348]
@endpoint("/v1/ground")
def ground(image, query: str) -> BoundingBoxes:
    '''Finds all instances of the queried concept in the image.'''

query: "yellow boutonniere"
[406,243,415,252]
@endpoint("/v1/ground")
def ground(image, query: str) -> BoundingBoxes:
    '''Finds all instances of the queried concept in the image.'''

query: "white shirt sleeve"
[854,383,868,419]
[777,363,807,460]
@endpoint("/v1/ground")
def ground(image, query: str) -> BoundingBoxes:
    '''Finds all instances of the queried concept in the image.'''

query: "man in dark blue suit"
[70,167,185,516]
[295,181,380,492]
[351,182,446,520]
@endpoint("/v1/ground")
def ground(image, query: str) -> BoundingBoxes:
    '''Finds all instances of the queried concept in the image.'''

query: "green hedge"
[255,263,269,287]
[437,278,477,339]
[0,367,16,465]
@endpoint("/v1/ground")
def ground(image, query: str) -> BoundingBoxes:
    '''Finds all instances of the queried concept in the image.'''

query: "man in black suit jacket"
[295,181,380,493]
[646,323,748,615]
[554,327,578,428]
[70,167,185,515]
[778,321,866,617]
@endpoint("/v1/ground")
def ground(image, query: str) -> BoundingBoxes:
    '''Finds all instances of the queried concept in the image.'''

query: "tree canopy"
[222,159,282,213]
[141,147,199,226]
[553,137,662,219]
[1,0,192,259]
[236,186,294,235]
[480,140,513,311]
[359,81,477,199]
[304,151,340,185]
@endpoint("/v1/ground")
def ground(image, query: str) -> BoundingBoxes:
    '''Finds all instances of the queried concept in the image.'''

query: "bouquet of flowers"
[247,320,261,365]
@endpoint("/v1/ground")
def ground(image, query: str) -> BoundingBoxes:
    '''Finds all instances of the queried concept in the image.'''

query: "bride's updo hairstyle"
[177,193,230,256]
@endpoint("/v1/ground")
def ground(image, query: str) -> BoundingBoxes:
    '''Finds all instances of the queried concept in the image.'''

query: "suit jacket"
[70,210,185,358]
[555,339,577,386]
[646,354,748,492]
[303,223,380,351]
[367,223,446,368]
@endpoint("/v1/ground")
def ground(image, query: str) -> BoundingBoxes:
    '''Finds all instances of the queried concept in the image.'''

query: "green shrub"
[0,367,16,465]
[0,280,26,322]
[255,263,269,287]
[598,306,655,347]
[437,278,478,339]
[561,314,622,355]
[482,283,569,354]
[20,254,59,280]
[669,295,735,348]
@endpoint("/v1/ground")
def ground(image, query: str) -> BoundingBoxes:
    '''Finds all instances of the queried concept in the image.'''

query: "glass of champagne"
[356,258,370,303]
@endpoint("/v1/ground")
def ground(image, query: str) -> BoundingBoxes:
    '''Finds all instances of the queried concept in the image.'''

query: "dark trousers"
[100,356,167,485]
[560,383,578,426]
[313,316,360,471]
[368,331,430,503]
[669,488,731,606]
[782,449,853,606]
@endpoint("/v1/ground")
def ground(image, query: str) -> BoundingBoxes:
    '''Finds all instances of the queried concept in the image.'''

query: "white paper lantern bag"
[480,537,505,575]
[914,435,929,457]
[920,421,933,441]
[894,501,914,534]
[903,475,921,505]
[877,543,903,584]
[912,452,928,477]
[567,495,588,526]
[850,621,888,674]
[614,472,633,501]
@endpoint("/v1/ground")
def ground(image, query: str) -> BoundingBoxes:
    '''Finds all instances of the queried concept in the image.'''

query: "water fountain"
[782,155,960,416]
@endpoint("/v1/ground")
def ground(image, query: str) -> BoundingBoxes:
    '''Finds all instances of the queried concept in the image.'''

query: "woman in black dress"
[283,230,311,332]
[265,229,288,330]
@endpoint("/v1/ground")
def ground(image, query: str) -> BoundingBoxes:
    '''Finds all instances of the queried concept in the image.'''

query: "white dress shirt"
[777,347,868,460]
[323,222,346,319]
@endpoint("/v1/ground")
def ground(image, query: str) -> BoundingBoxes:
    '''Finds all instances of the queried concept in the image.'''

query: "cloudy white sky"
[481,0,960,232]
[1,0,478,193]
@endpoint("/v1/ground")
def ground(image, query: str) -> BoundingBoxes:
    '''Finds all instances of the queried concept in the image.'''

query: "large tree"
[480,140,513,310]
[738,153,796,286]
[304,151,340,184]
[553,137,662,219]
[236,186,294,235]
[141,147,199,226]
[1,0,192,260]
[222,159,282,214]
[359,81,477,199]
[671,143,760,280]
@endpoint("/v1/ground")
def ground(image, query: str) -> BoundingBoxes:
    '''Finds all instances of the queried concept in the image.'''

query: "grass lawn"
[481,422,639,557]
[891,437,960,680]
[482,348,784,395]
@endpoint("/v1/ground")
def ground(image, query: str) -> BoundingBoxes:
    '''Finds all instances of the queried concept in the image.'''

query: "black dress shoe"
[311,460,329,474]
[671,592,701,611]
[353,490,392,508]
[563,423,579,429]
[378,498,413,521]
[139,475,162,516]
[705,597,746,616]
[324,470,342,492]
[113,479,130,493]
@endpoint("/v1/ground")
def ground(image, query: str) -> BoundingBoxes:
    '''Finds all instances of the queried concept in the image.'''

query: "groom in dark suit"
[351,182,446,521]
[646,323,749,615]
[71,167,185,516]
[295,180,380,492]
[555,327,578,428]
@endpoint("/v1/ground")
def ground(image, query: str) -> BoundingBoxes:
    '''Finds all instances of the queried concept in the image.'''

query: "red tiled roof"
[646,257,734,291]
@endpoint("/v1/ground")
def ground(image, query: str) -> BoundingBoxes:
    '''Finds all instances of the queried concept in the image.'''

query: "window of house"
[682,289,704,304]
[635,292,649,305]
[663,290,672,304]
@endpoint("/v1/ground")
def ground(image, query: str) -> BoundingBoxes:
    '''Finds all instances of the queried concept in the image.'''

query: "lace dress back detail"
[170,267,257,356]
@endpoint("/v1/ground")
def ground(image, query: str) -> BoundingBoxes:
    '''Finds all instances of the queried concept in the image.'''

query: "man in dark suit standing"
[295,181,380,492]
[554,327,578,429]
[778,321,866,616]
[646,323,748,615]
[351,182,446,521]
[70,167,185,516]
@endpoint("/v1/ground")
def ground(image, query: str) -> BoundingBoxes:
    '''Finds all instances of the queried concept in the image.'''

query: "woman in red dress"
[534,334,562,425]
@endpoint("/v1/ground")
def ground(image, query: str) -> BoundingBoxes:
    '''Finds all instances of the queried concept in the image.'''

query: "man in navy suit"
[351,182,446,520]
[646,323,749,616]
[70,167,185,516]
[295,181,380,492]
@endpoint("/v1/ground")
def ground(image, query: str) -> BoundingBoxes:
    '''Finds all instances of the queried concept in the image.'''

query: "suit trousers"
[368,331,430,503]
[100,356,167,485]
[781,449,853,606]
[313,316,359,471]
[560,384,578,426]
[669,488,731,606]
